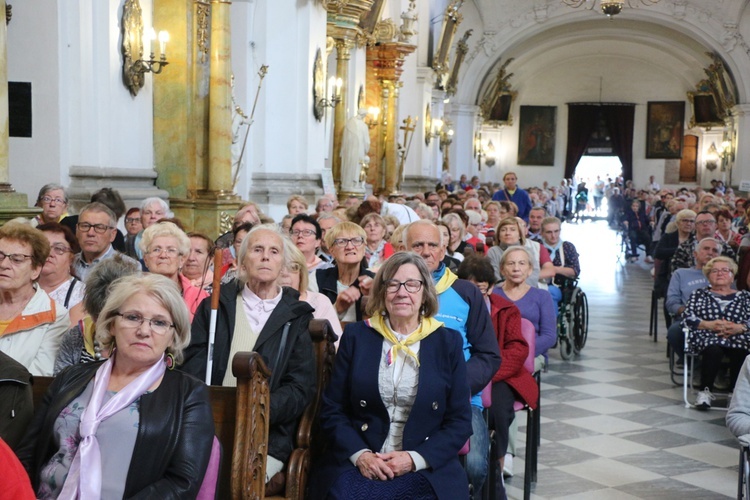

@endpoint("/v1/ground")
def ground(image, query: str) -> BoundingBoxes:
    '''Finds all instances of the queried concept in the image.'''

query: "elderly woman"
[287,194,309,216]
[32,184,69,227]
[456,255,538,494]
[182,225,315,494]
[0,223,69,376]
[442,212,469,260]
[493,246,556,365]
[54,255,142,374]
[140,221,208,321]
[18,274,214,498]
[317,221,374,324]
[278,240,343,344]
[487,217,554,286]
[715,209,742,251]
[683,256,750,409]
[309,252,472,500]
[182,232,215,292]
[360,213,394,270]
[37,223,85,326]
[291,215,334,280]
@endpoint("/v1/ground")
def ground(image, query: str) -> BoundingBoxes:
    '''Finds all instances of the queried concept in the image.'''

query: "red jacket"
[489,294,539,409]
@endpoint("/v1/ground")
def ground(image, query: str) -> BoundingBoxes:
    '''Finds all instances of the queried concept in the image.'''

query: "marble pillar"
[206,0,234,196]
[731,104,750,192]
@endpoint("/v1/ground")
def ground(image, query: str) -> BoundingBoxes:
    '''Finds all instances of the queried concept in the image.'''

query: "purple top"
[493,286,557,357]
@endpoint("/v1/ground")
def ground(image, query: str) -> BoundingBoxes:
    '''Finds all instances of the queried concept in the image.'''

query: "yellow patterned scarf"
[434,266,458,295]
[367,314,443,366]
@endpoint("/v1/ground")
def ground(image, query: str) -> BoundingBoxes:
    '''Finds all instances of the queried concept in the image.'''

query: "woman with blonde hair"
[278,240,343,344]
[140,221,208,321]
[487,217,554,286]
[287,195,309,216]
[360,213,394,270]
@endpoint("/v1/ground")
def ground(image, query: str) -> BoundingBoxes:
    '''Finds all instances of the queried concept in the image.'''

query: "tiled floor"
[504,220,740,500]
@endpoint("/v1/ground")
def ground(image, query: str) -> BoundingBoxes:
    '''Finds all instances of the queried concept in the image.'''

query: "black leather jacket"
[181,282,315,463]
[17,362,214,499]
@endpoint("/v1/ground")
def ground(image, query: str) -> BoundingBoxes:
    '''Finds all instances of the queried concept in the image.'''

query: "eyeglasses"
[333,237,365,248]
[695,220,716,226]
[116,312,174,335]
[0,251,32,265]
[125,218,141,224]
[679,219,695,224]
[291,229,316,238]
[148,246,180,257]
[41,196,66,204]
[384,279,423,294]
[49,244,72,256]
[709,268,733,275]
[77,222,113,234]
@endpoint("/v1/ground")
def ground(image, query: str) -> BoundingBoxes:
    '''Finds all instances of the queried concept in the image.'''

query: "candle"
[158,30,169,59]
[146,27,157,56]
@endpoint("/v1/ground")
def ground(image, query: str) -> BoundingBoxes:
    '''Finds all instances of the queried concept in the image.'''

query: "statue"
[340,108,370,194]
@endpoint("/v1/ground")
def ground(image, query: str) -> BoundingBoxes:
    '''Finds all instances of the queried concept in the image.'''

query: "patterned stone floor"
[504,220,739,500]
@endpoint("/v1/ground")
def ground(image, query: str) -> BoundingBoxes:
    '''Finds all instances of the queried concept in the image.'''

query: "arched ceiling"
[455,1,750,105]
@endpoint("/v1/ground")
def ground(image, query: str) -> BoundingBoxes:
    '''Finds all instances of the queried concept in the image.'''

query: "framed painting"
[646,101,685,159]
[687,91,724,129]
[517,105,556,166]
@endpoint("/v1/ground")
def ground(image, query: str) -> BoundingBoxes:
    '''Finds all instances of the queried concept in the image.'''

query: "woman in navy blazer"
[309,252,472,500]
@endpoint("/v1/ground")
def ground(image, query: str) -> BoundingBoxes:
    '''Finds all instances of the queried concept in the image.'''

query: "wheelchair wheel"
[560,335,574,360]
[573,290,589,353]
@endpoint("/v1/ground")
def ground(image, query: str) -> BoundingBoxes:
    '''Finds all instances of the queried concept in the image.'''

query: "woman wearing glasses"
[684,256,750,409]
[290,214,333,279]
[32,184,69,227]
[18,273,214,499]
[37,223,86,326]
[140,222,208,322]
[0,223,69,376]
[309,252,472,500]
[316,222,374,324]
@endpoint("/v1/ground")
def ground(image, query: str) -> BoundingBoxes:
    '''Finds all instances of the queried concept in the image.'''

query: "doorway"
[574,156,623,217]
[680,135,698,183]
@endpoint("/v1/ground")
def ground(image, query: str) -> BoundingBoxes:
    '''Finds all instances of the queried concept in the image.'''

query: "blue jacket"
[433,265,501,408]
[309,321,472,500]
[492,187,533,221]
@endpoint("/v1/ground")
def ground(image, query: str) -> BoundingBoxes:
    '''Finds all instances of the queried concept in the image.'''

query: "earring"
[165,352,175,370]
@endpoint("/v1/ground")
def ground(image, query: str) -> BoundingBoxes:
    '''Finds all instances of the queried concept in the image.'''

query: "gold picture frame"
[432,0,464,78]
[425,104,432,146]
[687,91,724,129]
[312,48,325,121]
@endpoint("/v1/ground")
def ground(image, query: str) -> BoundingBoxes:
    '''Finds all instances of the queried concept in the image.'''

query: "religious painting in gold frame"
[646,101,684,159]
[360,0,388,38]
[687,91,724,129]
[424,104,432,146]
[432,0,464,76]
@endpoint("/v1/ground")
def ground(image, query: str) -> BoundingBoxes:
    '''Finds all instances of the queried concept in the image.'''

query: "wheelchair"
[556,277,589,360]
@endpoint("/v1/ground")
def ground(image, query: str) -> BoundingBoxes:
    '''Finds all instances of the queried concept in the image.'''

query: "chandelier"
[562,0,661,18]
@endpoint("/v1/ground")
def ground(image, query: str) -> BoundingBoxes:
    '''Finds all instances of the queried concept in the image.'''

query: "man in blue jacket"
[492,171,533,222]
[405,220,502,493]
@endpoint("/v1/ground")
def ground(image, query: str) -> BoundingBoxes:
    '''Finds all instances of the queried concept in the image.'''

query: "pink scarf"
[59,354,166,499]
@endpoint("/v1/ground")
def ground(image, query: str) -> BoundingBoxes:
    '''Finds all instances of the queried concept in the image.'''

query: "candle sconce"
[365,106,381,129]
[122,0,169,97]
[319,77,343,109]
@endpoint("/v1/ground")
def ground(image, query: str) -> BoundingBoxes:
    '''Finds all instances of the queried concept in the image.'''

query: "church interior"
[2,0,749,230]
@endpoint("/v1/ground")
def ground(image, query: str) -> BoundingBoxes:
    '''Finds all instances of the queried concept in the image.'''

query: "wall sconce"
[365,106,381,129]
[705,142,719,171]
[485,140,496,167]
[122,0,169,97]
[319,77,342,109]
[437,119,454,151]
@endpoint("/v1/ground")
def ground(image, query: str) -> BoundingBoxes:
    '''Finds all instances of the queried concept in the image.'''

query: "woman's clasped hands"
[355,450,415,480]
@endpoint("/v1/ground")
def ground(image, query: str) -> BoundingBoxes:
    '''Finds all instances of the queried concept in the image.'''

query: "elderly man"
[405,220,501,493]
[492,172,533,222]
[32,184,69,227]
[126,197,171,259]
[315,197,334,215]
[527,206,547,242]
[464,197,482,214]
[182,225,315,494]
[72,203,139,280]
[671,211,735,273]
[665,238,721,364]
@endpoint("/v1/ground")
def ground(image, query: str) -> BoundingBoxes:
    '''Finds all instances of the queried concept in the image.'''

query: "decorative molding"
[196,0,210,64]
[374,18,399,44]
[466,31,498,66]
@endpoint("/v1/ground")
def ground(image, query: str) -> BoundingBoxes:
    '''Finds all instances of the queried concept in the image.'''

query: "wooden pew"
[267,318,337,500]
[30,351,271,500]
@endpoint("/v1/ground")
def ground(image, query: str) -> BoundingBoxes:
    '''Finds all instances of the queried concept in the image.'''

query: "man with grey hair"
[316,213,341,260]
[666,237,721,364]
[73,203,139,280]
[404,219,500,493]
[32,183,69,227]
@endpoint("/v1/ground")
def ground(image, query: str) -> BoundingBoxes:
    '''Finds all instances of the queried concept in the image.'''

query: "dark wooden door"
[680,135,698,182]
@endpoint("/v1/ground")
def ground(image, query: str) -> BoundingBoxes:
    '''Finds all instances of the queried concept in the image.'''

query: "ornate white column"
[731,104,750,191]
